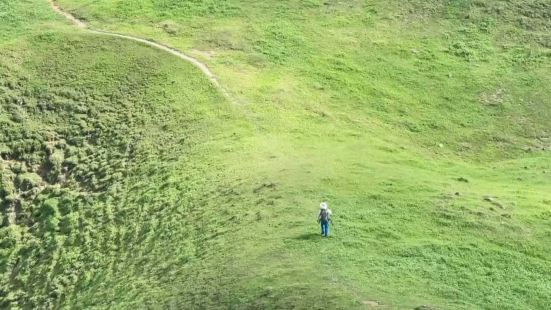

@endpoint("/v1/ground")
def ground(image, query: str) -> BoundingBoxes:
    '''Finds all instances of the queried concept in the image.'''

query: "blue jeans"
[321,221,330,237]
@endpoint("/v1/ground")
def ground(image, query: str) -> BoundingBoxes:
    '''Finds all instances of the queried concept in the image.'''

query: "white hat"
[320,202,328,209]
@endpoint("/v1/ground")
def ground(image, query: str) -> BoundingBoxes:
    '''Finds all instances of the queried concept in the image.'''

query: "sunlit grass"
[1,0,550,309]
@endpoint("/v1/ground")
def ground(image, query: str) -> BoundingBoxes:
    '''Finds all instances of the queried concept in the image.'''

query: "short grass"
[1,0,551,309]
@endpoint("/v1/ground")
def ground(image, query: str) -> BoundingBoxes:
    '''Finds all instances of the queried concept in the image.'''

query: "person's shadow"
[293,232,320,241]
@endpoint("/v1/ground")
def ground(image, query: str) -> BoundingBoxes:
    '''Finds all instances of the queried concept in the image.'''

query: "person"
[318,202,332,237]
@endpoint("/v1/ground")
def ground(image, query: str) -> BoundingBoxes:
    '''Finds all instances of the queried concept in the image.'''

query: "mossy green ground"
[1,0,550,309]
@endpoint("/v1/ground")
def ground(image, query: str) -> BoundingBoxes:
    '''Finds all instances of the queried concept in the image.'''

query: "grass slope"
[1,0,551,309]
[58,0,551,159]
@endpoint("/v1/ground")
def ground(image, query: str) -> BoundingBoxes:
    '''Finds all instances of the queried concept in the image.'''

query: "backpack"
[320,209,330,222]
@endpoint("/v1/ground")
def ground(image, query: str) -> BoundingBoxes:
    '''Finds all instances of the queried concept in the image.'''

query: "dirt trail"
[48,0,230,99]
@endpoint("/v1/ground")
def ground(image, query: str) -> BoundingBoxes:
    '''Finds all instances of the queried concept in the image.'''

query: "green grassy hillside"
[1,0,551,309]
[57,0,551,159]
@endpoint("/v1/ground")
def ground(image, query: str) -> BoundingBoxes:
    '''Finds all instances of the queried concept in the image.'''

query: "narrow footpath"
[48,0,231,99]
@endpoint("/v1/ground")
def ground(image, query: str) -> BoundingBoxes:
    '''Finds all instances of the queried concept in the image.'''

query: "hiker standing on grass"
[318,202,332,237]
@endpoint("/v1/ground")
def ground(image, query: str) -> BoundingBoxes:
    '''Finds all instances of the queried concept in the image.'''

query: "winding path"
[48,0,230,99]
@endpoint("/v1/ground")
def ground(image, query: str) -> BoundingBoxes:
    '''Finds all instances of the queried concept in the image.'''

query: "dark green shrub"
[15,173,42,191]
